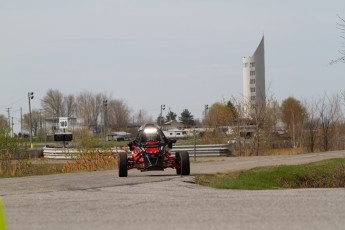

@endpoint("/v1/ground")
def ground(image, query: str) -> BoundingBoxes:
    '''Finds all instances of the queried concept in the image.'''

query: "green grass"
[195,158,345,190]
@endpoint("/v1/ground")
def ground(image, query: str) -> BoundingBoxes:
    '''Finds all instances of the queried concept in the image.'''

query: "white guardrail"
[43,144,233,159]
[42,147,124,159]
[171,144,233,157]
[43,147,79,159]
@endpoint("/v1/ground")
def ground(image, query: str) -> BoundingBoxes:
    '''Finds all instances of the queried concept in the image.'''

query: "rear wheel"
[177,151,190,175]
[175,152,181,175]
[118,152,128,177]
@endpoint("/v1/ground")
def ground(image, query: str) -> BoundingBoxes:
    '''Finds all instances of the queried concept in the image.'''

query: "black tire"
[175,152,181,175]
[179,151,190,175]
[118,152,128,177]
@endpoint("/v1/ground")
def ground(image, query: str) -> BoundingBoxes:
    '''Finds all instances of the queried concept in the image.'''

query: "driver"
[136,124,167,144]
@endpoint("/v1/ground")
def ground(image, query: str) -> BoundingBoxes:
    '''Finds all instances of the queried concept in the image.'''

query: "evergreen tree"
[178,109,195,126]
[165,111,177,122]
[156,115,165,125]
[226,100,239,120]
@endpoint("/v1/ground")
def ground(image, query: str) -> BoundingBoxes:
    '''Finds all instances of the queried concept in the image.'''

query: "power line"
[0,96,26,109]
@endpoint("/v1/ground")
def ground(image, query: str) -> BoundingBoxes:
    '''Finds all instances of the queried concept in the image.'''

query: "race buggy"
[117,124,190,177]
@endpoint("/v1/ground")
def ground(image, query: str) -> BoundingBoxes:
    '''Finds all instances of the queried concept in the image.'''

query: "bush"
[200,130,228,144]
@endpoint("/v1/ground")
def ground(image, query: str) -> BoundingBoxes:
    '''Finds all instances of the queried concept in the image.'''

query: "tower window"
[243,63,248,68]
[250,88,256,93]
[250,71,255,76]
[251,96,256,101]
[250,62,255,68]
[250,79,256,84]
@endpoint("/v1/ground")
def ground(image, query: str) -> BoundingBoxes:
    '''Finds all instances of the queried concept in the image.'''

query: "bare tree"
[0,114,8,129]
[133,109,153,124]
[239,92,269,156]
[249,101,266,156]
[22,109,41,136]
[41,89,65,117]
[40,89,132,133]
[76,91,92,128]
[330,15,345,64]
[64,94,76,117]
[264,98,281,148]
[281,97,307,148]
[318,93,342,151]
[107,99,130,130]
[303,99,320,152]
[76,91,103,130]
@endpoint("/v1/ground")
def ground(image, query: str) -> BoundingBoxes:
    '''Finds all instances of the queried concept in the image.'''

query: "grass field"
[195,158,345,190]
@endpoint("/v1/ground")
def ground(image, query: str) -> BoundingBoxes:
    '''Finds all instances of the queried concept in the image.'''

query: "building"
[242,36,266,117]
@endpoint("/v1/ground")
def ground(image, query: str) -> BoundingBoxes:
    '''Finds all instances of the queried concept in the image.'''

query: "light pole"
[160,104,165,126]
[204,104,209,116]
[28,92,34,148]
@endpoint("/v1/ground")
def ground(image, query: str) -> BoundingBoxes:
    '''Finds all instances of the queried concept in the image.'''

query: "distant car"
[117,123,190,177]
[18,132,30,138]
[111,131,131,141]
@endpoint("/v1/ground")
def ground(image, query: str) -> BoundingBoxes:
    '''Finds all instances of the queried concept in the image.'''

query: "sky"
[0,0,344,133]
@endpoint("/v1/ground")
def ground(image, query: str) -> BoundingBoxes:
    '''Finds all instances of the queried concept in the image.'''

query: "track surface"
[1,151,345,230]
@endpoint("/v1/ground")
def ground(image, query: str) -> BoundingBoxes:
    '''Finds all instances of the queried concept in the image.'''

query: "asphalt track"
[1,151,345,230]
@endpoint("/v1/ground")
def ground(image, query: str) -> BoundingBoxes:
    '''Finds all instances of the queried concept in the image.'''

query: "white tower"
[242,36,265,117]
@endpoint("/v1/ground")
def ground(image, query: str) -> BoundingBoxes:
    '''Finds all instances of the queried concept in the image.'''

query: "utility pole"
[40,109,42,133]
[11,117,14,137]
[160,104,165,126]
[138,110,143,124]
[6,108,11,135]
[20,107,23,135]
[28,92,34,148]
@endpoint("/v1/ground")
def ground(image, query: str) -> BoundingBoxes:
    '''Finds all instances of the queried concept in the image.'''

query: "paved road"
[1,151,345,230]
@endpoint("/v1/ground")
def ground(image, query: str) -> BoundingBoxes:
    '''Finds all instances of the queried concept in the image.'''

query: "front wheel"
[118,152,128,177]
[176,151,190,175]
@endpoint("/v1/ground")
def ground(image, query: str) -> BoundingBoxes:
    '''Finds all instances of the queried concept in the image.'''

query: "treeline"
[1,89,198,136]
[1,89,344,156]
[23,89,131,135]
[202,93,345,156]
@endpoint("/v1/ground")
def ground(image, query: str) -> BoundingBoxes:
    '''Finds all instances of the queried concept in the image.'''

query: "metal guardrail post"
[193,127,196,161]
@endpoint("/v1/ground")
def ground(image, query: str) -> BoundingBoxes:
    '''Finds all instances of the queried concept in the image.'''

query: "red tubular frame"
[127,148,180,171]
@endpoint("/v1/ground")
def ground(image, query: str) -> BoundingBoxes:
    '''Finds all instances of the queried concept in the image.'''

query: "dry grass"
[232,147,306,157]
[63,151,117,173]
[261,147,306,156]
[0,150,118,177]
[277,160,345,188]
[0,152,65,177]
[200,131,227,145]
[0,151,18,176]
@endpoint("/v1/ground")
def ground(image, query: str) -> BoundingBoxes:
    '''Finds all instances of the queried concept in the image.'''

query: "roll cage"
[128,124,175,150]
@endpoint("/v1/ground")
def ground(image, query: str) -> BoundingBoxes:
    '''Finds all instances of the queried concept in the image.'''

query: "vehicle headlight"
[144,128,158,134]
